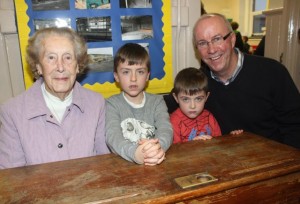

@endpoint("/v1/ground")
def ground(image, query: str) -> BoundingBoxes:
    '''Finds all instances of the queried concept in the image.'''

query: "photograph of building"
[121,15,153,41]
[76,17,112,42]
[32,0,70,11]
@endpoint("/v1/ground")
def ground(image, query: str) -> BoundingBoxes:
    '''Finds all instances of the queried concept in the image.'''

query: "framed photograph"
[34,18,71,31]
[32,0,70,11]
[76,16,112,42]
[76,0,111,9]
[119,0,152,8]
[121,15,153,41]
[14,0,173,98]
[87,47,114,72]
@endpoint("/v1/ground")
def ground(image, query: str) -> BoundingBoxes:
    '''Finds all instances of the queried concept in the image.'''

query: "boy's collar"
[122,91,146,108]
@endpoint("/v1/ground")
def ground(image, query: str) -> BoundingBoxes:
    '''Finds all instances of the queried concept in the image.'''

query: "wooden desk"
[1,132,300,203]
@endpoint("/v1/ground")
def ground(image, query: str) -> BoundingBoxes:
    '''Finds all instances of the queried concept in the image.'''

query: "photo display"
[15,0,173,97]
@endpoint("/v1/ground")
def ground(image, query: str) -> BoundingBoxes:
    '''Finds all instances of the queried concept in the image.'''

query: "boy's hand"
[134,144,145,164]
[137,139,166,166]
[193,135,212,140]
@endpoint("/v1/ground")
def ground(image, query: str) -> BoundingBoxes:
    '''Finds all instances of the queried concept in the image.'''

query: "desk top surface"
[1,132,300,204]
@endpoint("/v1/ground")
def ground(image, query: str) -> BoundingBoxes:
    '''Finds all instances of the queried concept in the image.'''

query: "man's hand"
[230,129,244,135]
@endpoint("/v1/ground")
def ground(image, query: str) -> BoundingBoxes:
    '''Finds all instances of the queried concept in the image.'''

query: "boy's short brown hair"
[173,67,208,96]
[114,43,150,72]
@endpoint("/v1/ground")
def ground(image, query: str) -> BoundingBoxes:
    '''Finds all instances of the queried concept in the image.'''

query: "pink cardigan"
[0,78,110,169]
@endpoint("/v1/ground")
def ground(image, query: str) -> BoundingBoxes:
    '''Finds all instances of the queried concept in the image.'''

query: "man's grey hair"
[193,13,233,47]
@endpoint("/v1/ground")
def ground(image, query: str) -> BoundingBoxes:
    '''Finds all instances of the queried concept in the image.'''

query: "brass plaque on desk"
[175,172,218,189]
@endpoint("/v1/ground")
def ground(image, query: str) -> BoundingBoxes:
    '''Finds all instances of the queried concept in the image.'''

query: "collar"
[122,91,146,108]
[24,78,84,120]
[210,48,244,85]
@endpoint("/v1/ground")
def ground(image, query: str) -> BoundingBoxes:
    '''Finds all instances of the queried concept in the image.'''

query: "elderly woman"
[0,27,110,169]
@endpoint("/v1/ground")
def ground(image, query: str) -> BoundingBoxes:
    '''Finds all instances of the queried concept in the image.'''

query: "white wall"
[0,0,25,104]
[281,0,300,91]
[171,0,201,78]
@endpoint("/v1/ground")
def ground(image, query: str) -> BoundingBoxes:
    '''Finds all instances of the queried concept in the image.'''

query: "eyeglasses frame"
[196,32,232,49]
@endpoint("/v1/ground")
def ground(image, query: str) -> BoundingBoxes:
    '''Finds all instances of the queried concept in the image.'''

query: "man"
[230,21,245,52]
[192,13,300,149]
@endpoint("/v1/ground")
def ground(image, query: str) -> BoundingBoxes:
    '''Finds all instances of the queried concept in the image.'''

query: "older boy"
[105,43,173,165]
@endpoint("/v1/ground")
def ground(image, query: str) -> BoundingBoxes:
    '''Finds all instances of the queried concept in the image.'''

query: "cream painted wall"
[202,0,240,22]
[201,0,284,37]
[201,0,248,36]
[269,0,284,9]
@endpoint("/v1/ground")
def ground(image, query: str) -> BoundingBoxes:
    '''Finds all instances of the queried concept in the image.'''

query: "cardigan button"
[50,115,53,118]
[58,143,63,148]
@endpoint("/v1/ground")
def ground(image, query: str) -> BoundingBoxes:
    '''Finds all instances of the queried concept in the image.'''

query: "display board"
[14,0,173,98]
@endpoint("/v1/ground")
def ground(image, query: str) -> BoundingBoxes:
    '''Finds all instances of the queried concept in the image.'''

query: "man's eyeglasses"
[196,32,232,49]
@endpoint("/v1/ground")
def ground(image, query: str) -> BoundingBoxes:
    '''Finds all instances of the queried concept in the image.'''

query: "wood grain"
[0,132,299,203]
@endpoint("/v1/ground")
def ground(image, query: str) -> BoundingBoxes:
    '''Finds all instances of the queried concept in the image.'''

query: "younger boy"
[105,43,173,165]
[171,68,242,143]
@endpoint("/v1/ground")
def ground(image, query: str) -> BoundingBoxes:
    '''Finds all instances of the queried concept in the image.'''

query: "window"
[251,0,267,36]
[253,0,268,11]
